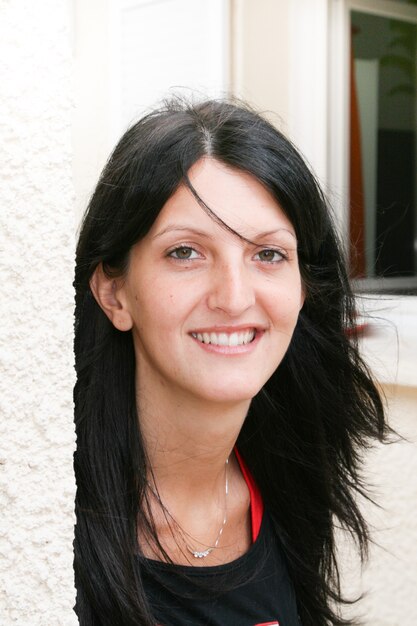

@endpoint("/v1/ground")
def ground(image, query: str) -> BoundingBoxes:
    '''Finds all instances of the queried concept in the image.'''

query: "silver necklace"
[148,457,229,559]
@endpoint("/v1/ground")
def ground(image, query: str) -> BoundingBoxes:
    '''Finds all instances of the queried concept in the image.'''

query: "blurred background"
[1,1,416,624]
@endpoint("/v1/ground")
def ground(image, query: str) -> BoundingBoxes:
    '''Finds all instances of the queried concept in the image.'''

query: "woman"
[74,98,389,626]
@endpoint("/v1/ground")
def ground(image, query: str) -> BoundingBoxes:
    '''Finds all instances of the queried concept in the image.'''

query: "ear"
[90,264,133,331]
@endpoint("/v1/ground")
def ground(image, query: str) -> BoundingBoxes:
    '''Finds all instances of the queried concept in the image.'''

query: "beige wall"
[341,384,417,625]
[230,0,291,130]
[363,384,417,625]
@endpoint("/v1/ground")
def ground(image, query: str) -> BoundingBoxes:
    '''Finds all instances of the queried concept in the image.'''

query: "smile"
[190,329,256,347]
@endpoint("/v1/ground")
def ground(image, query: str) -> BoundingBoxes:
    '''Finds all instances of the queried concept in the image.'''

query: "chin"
[196,382,263,406]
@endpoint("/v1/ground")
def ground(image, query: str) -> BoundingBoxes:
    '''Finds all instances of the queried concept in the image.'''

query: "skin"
[91,158,304,564]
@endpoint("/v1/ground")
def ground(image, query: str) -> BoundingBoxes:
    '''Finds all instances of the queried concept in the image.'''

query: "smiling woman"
[91,159,303,408]
[74,99,390,626]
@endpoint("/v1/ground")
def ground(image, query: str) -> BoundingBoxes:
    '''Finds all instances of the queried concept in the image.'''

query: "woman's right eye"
[167,246,199,260]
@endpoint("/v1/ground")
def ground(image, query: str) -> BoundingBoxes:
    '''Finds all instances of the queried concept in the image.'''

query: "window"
[348,1,417,293]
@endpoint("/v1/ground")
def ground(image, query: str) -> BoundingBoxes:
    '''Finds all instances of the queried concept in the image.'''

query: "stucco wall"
[0,1,77,624]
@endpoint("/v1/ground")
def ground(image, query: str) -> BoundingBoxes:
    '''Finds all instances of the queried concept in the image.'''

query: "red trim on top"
[234,448,264,543]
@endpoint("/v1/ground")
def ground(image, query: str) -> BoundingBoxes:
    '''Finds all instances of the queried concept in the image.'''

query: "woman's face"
[118,158,304,407]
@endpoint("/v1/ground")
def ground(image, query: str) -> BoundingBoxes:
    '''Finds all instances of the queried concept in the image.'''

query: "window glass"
[350,10,416,289]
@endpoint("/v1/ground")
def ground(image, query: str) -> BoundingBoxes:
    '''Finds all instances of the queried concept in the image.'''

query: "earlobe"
[90,265,133,331]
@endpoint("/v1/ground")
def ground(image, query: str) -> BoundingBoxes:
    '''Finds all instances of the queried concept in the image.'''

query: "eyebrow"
[152,226,214,240]
[254,228,297,242]
[153,225,297,242]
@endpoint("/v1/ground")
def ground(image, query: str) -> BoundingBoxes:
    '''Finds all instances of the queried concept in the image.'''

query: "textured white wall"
[0,1,77,624]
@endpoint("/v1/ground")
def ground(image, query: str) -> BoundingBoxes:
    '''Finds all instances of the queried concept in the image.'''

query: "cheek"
[132,287,189,337]
[269,285,303,322]
[154,277,206,315]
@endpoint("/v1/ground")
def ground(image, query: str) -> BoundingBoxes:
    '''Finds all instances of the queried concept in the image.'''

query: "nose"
[207,260,256,317]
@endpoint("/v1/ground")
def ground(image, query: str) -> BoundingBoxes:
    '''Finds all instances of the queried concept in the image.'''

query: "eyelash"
[167,245,287,264]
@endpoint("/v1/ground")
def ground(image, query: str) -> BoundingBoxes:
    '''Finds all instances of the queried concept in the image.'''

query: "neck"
[135,378,253,563]
[137,386,250,502]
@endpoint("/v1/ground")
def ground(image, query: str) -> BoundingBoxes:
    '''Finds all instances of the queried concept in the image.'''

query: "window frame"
[328,0,417,295]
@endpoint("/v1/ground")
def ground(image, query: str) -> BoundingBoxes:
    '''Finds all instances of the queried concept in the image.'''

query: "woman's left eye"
[168,246,200,260]
[254,249,285,263]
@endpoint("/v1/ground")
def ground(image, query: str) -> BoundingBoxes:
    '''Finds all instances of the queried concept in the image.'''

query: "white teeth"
[218,333,228,346]
[192,330,256,346]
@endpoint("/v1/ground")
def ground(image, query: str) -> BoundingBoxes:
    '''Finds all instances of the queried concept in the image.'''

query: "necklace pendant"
[192,548,212,558]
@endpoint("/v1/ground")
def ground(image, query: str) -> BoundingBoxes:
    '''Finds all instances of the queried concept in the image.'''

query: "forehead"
[148,158,296,240]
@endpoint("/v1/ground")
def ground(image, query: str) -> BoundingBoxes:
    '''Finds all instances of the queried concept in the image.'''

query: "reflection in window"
[350,10,416,290]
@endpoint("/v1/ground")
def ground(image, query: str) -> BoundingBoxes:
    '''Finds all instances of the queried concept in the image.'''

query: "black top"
[139,510,301,626]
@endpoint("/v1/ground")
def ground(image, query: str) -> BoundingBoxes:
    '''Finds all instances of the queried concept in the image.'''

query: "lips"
[190,329,256,347]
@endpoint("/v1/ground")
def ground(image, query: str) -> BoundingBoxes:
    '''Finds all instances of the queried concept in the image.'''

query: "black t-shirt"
[139,510,301,626]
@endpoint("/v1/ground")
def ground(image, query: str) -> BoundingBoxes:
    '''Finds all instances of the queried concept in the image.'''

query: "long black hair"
[74,98,389,625]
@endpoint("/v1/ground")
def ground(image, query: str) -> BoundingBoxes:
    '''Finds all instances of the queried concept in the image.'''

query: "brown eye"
[169,246,198,260]
[255,249,283,263]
